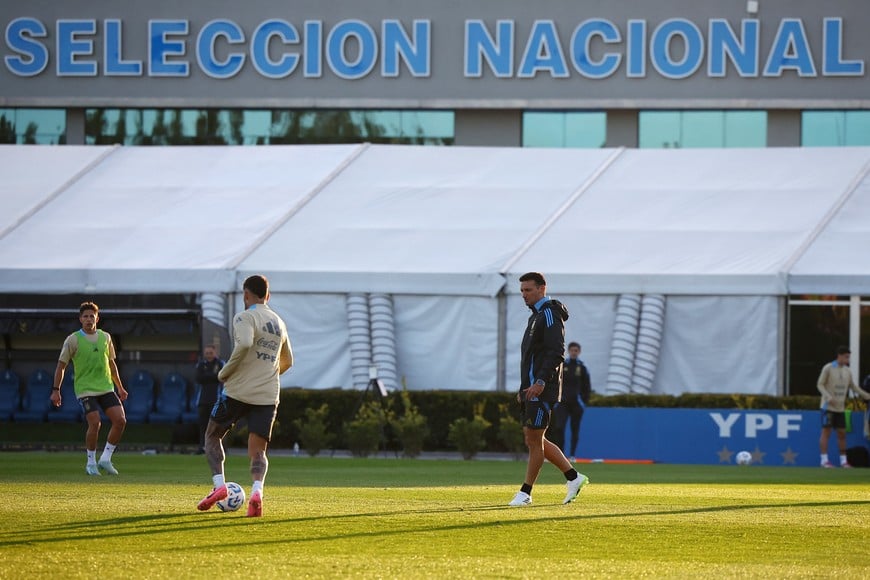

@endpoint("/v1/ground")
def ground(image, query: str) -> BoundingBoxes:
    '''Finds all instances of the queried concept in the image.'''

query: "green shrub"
[447,403,491,460]
[389,390,430,458]
[344,400,389,458]
[273,388,821,452]
[496,403,526,460]
[292,404,334,457]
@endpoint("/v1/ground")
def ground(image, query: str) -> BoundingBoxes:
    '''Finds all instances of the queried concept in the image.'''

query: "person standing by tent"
[817,345,870,468]
[553,341,592,462]
[509,272,589,507]
[196,275,293,517]
[50,301,128,476]
[193,344,224,454]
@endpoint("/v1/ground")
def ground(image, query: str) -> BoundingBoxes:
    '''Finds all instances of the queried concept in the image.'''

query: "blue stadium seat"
[14,369,53,422]
[0,369,21,421]
[149,372,187,424]
[123,370,154,423]
[47,369,81,423]
[181,383,202,424]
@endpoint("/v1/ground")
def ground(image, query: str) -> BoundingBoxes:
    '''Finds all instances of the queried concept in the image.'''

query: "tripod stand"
[349,368,393,457]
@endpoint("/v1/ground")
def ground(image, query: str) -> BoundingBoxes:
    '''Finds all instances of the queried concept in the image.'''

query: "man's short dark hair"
[243,275,269,299]
[837,345,851,355]
[79,301,99,314]
[568,342,581,350]
[519,272,546,286]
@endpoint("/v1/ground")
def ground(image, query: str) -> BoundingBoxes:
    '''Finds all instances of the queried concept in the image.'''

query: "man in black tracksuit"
[508,272,589,507]
[194,345,225,454]
[552,342,591,460]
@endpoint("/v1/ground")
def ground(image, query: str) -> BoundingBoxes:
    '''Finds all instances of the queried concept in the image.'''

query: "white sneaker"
[85,463,101,476]
[508,491,532,507]
[98,459,119,475]
[563,474,589,504]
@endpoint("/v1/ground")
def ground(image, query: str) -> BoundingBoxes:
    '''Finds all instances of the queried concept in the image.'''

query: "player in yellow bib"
[51,302,128,476]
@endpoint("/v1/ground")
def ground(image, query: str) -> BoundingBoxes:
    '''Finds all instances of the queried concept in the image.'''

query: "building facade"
[1,0,869,148]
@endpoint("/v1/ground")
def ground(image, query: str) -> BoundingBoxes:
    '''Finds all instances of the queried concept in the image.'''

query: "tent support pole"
[497,290,507,392]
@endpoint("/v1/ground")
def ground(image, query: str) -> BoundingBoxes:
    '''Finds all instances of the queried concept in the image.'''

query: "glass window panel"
[367,111,402,137]
[522,112,566,148]
[724,111,767,147]
[788,303,850,396]
[681,111,724,148]
[412,111,454,138]
[845,111,870,146]
[642,110,766,148]
[139,110,158,135]
[639,111,681,148]
[564,112,606,148]
[0,109,13,144]
[802,111,845,146]
[241,110,271,141]
[179,110,201,137]
[83,108,453,146]
[6,108,66,145]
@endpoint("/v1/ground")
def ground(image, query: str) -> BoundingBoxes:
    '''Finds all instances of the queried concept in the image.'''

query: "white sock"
[840,454,848,465]
[821,454,828,464]
[86,449,97,465]
[100,442,116,462]
[252,480,263,496]
[212,474,225,489]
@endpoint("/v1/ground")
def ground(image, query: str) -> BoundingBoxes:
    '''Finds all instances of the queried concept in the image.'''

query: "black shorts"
[521,400,553,430]
[821,410,846,430]
[80,392,122,415]
[210,393,277,442]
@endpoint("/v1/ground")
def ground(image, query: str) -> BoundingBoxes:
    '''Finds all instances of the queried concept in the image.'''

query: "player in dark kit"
[555,341,591,461]
[509,272,589,507]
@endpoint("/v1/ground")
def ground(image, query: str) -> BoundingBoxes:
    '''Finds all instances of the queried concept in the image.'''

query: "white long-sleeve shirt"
[218,303,293,405]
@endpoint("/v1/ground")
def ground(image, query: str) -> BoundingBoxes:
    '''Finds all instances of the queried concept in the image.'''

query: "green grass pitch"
[1,452,868,578]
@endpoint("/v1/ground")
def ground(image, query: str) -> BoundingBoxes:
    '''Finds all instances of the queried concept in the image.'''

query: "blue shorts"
[521,400,553,430]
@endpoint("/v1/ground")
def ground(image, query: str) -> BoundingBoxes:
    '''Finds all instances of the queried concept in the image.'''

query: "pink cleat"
[197,485,228,511]
[247,491,262,517]
[841,462,853,469]
[821,461,835,468]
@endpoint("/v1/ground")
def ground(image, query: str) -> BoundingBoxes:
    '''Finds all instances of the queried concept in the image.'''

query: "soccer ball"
[735,450,753,465]
[217,482,246,512]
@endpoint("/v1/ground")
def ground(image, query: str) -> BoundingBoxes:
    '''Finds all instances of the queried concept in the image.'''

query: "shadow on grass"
[3,499,869,548]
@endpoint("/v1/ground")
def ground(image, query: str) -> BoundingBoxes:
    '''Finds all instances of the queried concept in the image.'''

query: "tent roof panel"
[0,145,114,237]
[789,166,870,293]
[240,145,617,295]
[508,147,870,294]
[0,145,360,292]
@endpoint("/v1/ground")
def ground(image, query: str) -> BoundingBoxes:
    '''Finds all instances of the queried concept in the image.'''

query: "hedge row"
[241,389,822,452]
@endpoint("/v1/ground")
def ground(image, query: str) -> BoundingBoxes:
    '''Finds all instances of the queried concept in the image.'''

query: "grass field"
[1,452,869,579]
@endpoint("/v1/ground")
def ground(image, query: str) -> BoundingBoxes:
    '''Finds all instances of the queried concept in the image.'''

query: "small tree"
[344,400,390,458]
[292,404,334,457]
[389,389,430,458]
[447,402,491,460]
[496,403,526,460]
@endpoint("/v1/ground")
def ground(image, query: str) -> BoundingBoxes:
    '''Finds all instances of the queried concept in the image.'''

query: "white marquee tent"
[1,144,868,395]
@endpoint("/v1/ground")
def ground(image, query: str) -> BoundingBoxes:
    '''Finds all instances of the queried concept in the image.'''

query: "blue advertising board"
[568,408,869,467]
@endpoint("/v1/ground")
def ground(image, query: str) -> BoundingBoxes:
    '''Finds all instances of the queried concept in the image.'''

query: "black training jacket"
[519,297,569,403]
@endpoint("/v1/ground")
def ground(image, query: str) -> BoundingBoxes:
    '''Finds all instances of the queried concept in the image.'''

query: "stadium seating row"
[0,368,205,425]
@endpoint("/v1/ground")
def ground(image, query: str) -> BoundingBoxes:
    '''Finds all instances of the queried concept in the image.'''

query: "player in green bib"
[51,302,129,476]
